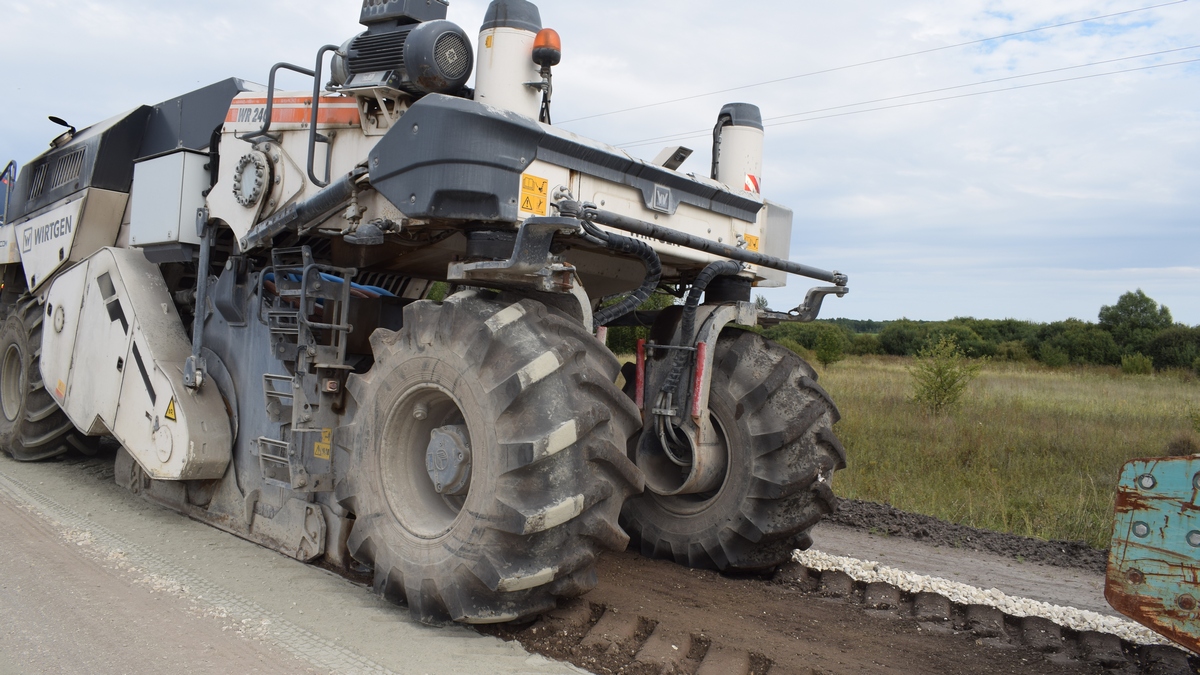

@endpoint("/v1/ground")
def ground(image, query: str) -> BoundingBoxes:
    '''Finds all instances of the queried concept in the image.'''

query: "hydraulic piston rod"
[577,205,849,287]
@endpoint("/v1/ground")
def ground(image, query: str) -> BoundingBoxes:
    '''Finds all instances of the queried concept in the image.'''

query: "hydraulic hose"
[661,260,743,398]
[562,202,663,327]
[654,259,742,466]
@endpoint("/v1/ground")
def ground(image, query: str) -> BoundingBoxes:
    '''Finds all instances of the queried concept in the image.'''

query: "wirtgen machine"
[0,0,848,624]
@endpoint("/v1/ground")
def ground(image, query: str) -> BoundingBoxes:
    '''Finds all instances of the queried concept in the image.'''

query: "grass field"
[817,356,1200,548]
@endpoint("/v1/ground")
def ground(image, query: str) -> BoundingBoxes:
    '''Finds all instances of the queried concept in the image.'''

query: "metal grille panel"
[434,32,470,79]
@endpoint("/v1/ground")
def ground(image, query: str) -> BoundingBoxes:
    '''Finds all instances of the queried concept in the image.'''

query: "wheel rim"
[1,343,23,423]
[650,413,733,516]
[380,384,472,540]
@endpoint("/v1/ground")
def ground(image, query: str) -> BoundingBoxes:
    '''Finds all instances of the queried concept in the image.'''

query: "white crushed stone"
[794,549,1171,646]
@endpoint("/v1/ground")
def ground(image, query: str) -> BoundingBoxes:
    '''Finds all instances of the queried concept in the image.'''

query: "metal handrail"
[238,62,317,144]
[1,160,16,225]
[306,45,342,188]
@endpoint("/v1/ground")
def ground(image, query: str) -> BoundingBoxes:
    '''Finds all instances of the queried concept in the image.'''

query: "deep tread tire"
[621,328,846,571]
[338,291,643,624]
[0,296,91,461]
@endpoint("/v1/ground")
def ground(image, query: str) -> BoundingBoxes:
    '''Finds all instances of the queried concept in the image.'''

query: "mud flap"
[1106,456,1200,653]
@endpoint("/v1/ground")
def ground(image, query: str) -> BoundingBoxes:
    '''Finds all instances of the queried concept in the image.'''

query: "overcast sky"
[1,0,1196,324]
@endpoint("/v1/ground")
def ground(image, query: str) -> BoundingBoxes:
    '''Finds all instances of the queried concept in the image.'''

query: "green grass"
[819,356,1200,548]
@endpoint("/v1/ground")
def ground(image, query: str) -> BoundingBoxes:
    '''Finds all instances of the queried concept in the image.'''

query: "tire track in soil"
[482,550,1196,675]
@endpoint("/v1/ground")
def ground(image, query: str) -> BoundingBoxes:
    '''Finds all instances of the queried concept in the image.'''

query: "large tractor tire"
[0,296,90,461]
[622,328,846,571]
[338,290,643,624]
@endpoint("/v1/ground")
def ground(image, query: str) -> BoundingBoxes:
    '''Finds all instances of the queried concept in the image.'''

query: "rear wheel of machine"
[622,328,846,571]
[0,296,92,461]
[339,290,643,624]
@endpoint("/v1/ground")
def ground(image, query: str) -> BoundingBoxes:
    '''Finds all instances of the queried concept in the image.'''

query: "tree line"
[763,290,1200,372]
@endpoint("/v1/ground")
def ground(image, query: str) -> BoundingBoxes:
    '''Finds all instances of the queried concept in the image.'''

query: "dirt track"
[485,550,1148,675]
[2,451,1194,675]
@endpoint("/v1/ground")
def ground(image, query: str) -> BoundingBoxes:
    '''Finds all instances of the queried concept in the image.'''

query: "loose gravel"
[793,549,1168,646]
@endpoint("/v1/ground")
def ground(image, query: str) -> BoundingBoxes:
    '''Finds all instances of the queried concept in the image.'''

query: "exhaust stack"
[711,103,764,197]
[474,0,543,119]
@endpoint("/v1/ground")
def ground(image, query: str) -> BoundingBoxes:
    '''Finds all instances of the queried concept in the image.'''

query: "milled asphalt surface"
[0,454,583,675]
[811,522,1113,616]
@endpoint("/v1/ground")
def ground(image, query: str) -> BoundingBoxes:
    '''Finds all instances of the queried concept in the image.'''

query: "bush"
[1039,344,1070,368]
[909,336,983,413]
[1099,289,1173,355]
[1144,326,1200,370]
[879,319,927,356]
[1121,353,1154,375]
[926,324,990,358]
[848,333,883,356]
[1031,319,1121,366]
[1194,356,1200,376]
[816,329,846,367]
[995,340,1031,362]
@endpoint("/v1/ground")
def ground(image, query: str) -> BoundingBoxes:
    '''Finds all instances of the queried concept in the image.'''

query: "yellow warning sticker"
[313,428,333,461]
[744,234,760,253]
[520,173,549,216]
[165,398,177,422]
[55,380,66,400]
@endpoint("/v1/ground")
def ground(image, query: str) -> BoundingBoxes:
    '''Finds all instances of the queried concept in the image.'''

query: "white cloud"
[1,0,1196,323]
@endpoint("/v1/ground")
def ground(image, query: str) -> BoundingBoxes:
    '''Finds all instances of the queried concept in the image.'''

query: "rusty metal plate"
[1106,456,1200,653]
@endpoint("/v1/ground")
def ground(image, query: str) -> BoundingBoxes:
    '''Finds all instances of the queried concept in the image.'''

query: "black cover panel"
[369,94,763,224]
[10,79,251,221]
[140,78,251,157]
[9,106,153,220]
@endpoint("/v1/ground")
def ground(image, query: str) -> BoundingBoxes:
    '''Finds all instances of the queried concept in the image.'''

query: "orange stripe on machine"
[225,97,360,126]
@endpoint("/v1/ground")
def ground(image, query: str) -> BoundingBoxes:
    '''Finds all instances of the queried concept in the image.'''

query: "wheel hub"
[426,424,472,496]
[1,343,23,423]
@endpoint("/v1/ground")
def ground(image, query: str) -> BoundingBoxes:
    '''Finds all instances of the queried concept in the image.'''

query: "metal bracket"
[763,285,850,324]
[447,217,582,294]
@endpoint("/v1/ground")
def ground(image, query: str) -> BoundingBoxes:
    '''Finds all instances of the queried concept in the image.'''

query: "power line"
[616,45,1200,148]
[559,0,1189,125]
[618,57,1200,149]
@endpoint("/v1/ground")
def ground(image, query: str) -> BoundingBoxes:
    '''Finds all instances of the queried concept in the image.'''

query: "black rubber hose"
[661,260,743,397]
[592,227,663,327]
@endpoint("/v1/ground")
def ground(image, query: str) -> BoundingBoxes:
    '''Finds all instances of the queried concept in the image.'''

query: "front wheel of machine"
[0,296,90,461]
[622,328,847,571]
[338,291,643,624]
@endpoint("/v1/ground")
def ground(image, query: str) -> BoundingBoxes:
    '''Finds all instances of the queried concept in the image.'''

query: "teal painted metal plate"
[1106,456,1200,653]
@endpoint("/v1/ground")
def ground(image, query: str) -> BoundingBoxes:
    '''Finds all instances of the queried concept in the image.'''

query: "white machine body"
[40,247,232,479]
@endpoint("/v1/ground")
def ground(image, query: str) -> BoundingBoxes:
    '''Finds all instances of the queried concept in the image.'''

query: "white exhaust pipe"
[711,103,764,197]
[474,0,543,119]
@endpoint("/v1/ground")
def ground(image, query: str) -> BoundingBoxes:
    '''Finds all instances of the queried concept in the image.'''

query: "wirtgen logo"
[22,215,72,253]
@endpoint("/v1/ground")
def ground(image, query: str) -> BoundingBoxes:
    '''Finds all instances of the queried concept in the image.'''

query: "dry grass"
[818,356,1200,548]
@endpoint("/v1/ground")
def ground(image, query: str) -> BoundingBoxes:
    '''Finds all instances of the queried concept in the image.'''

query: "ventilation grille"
[348,28,414,74]
[434,32,469,79]
[51,149,85,190]
[27,165,47,200]
[26,148,86,201]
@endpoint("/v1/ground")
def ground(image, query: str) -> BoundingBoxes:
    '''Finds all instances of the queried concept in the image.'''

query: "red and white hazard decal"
[744,174,761,194]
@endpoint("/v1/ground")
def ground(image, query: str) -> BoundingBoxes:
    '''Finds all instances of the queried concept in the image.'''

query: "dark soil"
[483,549,1110,675]
[825,499,1108,575]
